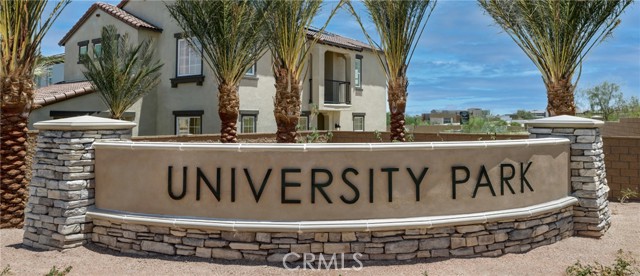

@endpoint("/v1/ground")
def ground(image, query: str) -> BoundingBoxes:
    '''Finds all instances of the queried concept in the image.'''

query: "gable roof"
[58,2,162,46]
[306,28,374,52]
[73,1,372,53]
[33,81,95,109]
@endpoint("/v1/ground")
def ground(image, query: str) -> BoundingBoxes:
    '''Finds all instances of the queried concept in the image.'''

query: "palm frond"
[1,0,69,78]
[478,0,632,87]
[345,0,436,84]
[166,0,271,86]
[81,25,163,119]
[263,0,344,81]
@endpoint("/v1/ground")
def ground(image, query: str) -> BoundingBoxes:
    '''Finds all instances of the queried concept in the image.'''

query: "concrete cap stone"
[34,115,136,130]
[526,115,604,129]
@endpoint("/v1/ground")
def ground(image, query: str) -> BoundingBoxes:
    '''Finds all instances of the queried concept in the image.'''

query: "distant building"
[530,110,548,119]
[421,108,489,125]
[35,54,64,88]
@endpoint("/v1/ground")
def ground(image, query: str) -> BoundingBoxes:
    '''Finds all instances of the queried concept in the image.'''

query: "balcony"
[324,79,351,104]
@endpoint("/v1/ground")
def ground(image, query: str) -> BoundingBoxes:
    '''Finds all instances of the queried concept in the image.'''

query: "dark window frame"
[353,112,365,131]
[244,62,258,78]
[171,33,205,88]
[299,111,310,131]
[355,54,363,90]
[173,110,204,135]
[77,40,89,64]
[92,38,102,58]
[240,110,259,134]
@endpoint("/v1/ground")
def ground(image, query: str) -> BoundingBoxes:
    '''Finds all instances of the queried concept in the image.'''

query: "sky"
[41,0,640,116]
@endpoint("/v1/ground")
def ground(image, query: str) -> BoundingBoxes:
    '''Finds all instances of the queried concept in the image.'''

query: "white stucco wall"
[62,9,140,82]
[28,93,148,136]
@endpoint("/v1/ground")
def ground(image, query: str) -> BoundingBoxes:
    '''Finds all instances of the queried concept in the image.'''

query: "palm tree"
[478,0,632,116]
[0,0,68,228]
[34,54,64,88]
[167,0,270,143]
[263,0,343,143]
[347,0,437,142]
[82,25,163,119]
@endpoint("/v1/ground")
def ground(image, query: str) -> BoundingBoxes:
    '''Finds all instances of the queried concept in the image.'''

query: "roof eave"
[58,3,161,46]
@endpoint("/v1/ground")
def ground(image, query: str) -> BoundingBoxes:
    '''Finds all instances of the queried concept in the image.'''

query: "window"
[298,112,309,131]
[245,63,257,77]
[443,118,452,124]
[78,40,89,62]
[92,38,102,58]
[240,111,259,133]
[173,111,203,135]
[93,43,102,57]
[353,113,365,131]
[176,37,202,77]
[355,54,363,89]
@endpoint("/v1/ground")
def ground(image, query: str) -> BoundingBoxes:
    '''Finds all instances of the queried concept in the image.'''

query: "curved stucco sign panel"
[94,139,569,221]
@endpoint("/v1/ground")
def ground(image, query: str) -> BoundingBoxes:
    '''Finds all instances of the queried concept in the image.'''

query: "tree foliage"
[82,25,163,119]
[262,0,343,142]
[167,0,269,87]
[620,96,640,118]
[167,0,270,142]
[462,117,508,134]
[347,0,437,142]
[0,0,68,229]
[513,110,535,120]
[478,0,632,116]
[582,82,624,121]
[1,0,69,108]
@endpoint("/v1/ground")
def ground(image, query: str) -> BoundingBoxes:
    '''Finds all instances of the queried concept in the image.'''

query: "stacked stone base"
[530,127,611,237]
[23,129,131,250]
[90,207,573,262]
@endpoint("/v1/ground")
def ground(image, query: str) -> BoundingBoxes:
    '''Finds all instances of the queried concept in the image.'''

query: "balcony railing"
[324,79,351,104]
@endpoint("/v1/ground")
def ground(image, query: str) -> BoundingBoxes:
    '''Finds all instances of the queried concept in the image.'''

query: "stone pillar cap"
[526,115,604,129]
[33,115,137,130]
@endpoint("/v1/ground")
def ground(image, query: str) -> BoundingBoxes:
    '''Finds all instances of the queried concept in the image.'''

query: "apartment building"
[30,0,387,136]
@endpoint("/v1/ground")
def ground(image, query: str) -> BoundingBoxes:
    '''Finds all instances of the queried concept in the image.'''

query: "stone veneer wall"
[528,125,610,237]
[23,127,131,250]
[24,115,612,264]
[90,207,573,262]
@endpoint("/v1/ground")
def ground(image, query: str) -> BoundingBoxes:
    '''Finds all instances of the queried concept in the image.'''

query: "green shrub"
[566,250,639,276]
[45,266,72,276]
[618,188,639,204]
[1,265,11,276]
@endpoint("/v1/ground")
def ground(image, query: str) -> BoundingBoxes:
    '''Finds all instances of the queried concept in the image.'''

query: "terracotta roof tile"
[306,28,375,52]
[33,81,94,109]
[59,2,161,46]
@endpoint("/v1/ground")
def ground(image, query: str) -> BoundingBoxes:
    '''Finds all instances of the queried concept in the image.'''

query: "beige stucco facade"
[32,0,387,136]
[94,139,570,221]
[28,93,151,136]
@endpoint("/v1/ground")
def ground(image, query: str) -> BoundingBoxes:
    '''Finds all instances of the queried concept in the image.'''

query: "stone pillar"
[23,116,135,250]
[527,115,610,238]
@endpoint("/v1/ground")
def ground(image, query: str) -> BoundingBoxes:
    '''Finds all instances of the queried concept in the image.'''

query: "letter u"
[167,166,187,200]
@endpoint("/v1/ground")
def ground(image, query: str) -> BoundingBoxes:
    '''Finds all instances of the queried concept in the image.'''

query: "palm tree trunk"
[388,76,408,142]
[274,67,301,143]
[1,78,33,229]
[546,78,576,116]
[218,83,239,143]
